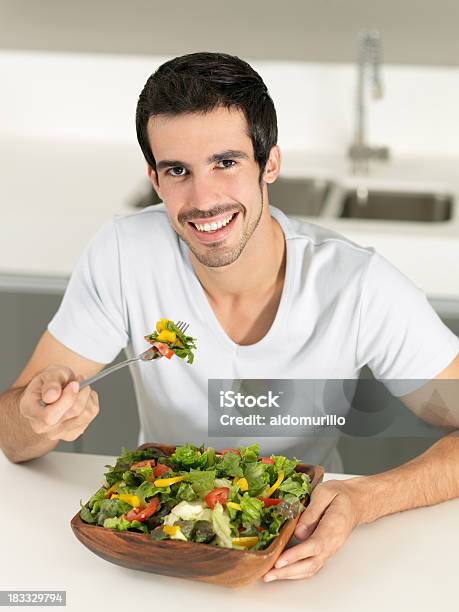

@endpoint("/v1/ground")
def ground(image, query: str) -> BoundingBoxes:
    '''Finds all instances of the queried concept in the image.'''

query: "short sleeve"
[356,252,459,396]
[47,218,129,363]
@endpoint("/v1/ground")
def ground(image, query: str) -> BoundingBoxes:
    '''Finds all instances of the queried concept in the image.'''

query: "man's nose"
[186,172,222,210]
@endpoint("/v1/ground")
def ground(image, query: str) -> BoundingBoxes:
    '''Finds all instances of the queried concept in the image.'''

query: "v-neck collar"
[178,206,295,354]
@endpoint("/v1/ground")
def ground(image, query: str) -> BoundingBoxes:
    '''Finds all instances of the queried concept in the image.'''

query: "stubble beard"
[175,188,264,268]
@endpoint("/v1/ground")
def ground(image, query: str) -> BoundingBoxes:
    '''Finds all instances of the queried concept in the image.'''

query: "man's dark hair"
[136,52,278,179]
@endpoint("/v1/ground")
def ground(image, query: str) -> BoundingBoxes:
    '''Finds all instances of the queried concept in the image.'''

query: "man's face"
[147,106,268,268]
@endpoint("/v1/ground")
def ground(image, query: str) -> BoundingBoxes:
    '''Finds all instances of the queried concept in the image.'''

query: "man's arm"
[348,429,459,524]
[0,330,104,463]
[347,353,459,523]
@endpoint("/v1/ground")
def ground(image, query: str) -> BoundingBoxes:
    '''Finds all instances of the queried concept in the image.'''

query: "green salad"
[144,318,197,364]
[79,443,310,550]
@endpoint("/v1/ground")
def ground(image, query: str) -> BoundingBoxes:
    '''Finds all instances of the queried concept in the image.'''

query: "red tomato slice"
[153,463,170,478]
[260,457,275,464]
[153,342,174,359]
[216,448,241,457]
[257,497,282,507]
[125,506,142,521]
[126,497,160,522]
[205,487,230,509]
[130,459,156,469]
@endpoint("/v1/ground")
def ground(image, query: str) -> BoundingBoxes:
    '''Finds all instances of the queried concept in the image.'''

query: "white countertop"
[1,137,459,299]
[1,450,457,611]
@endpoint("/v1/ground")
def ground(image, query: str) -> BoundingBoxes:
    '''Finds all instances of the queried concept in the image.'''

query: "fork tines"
[175,320,190,334]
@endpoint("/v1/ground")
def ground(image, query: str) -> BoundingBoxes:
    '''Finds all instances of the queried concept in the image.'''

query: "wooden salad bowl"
[70,443,325,588]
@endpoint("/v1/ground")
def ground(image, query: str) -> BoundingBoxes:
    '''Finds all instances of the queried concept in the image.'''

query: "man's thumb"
[294,486,334,539]
[42,383,63,404]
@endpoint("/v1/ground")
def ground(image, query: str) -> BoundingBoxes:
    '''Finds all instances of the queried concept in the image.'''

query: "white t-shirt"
[48,204,459,472]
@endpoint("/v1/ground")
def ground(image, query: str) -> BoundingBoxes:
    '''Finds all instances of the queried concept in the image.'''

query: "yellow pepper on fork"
[156,330,177,343]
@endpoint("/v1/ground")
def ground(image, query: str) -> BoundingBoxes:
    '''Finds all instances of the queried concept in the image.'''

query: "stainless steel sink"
[338,187,453,222]
[268,177,333,216]
[130,177,334,215]
[129,178,455,224]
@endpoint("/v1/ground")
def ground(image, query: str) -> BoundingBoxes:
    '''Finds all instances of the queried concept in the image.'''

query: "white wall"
[1,50,459,158]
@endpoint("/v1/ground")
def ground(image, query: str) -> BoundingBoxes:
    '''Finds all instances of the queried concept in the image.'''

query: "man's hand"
[19,364,100,443]
[263,479,362,582]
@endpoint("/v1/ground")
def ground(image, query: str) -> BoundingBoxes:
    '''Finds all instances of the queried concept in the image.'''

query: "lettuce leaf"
[267,511,285,535]
[103,516,148,533]
[96,498,132,526]
[87,487,107,510]
[215,452,243,478]
[128,520,149,533]
[122,470,143,487]
[211,503,233,548]
[273,455,300,477]
[278,473,310,499]
[183,469,216,497]
[79,504,97,524]
[174,519,195,539]
[175,482,198,502]
[134,480,169,506]
[103,516,131,531]
[170,444,214,470]
[254,528,281,549]
[193,520,215,543]
[243,461,270,496]
[240,493,264,528]
[104,447,159,484]
[239,444,259,463]
[214,477,233,489]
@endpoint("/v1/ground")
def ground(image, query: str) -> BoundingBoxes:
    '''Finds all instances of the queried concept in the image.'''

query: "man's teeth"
[193,213,235,232]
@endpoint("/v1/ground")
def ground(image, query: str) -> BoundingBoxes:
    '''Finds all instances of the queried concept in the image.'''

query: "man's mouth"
[187,211,239,244]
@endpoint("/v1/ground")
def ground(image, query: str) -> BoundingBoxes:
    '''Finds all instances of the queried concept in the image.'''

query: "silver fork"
[39,320,189,406]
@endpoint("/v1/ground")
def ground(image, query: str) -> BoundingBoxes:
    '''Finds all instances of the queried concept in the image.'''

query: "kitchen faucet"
[348,29,390,175]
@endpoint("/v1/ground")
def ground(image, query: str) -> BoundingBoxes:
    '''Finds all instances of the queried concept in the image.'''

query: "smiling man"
[1,52,458,583]
[143,103,286,346]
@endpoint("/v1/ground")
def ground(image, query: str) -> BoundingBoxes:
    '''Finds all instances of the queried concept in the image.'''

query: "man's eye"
[217,159,236,169]
[167,167,187,177]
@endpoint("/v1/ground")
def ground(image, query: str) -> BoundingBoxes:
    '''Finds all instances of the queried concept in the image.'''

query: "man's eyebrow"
[207,150,249,164]
[156,159,186,172]
[156,150,249,172]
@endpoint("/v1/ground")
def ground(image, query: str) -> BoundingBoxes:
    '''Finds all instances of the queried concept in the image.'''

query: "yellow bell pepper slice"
[155,318,170,333]
[105,481,123,498]
[162,525,187,540]
[233,477,248,492]
[231,536,259,548]
[110,493,140,507]
[156,329,176,343]
[227,502,241,511]
[154,476,184,487]
[265,470,284,498]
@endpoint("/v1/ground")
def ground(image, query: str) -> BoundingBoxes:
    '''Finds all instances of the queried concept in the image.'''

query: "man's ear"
[147,165,162,198]
[263,145,282,184]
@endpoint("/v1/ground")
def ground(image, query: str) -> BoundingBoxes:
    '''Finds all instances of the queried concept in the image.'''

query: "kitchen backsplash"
[1,50,459,157]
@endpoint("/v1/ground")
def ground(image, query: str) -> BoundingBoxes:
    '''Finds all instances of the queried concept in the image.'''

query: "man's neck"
[189,212,286,305]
